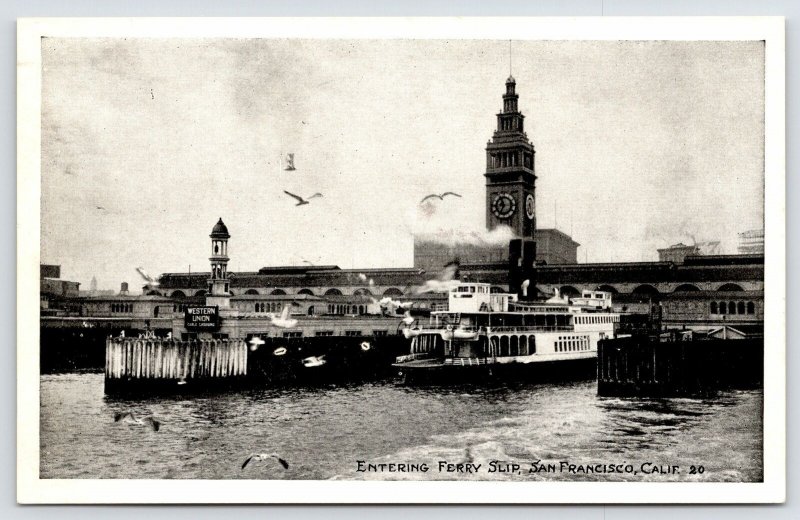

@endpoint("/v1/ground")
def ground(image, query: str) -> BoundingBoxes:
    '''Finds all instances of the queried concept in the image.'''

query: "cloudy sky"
[40,38,764,291]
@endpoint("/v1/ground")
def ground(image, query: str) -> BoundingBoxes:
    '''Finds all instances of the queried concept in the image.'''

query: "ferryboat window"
[373,330,388,337]
[315,330,334,337]
[282,331,302,338]
[737,302,745,314]
[345,330,362,337]
[747,302,755,314]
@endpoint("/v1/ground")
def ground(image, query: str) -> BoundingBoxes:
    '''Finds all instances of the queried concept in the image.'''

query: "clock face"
[491,193,516,219]
[525,194,535,220]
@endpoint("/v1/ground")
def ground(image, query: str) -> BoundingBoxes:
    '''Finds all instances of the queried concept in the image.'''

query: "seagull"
[283,190,322,206]
[242,453,289,470]
[96,206,106,211]
[136,267,160,287]
[420,192,462,204]
[302,355,326,368]
[114,412,161,431]
[268,305,298,328]
[414,261,461,294]
[249,336,266,351]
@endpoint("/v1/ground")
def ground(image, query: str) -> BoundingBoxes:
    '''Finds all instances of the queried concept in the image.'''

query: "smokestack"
[508,239,537,300]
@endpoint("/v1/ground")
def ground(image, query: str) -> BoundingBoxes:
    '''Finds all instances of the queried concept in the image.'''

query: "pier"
[597,336,763,397]
[104,338,248,393]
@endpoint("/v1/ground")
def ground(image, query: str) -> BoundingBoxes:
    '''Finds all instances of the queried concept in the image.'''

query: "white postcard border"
[17,16,786,504]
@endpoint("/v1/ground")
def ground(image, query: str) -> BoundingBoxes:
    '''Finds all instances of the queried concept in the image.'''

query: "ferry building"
[54,77,764,337]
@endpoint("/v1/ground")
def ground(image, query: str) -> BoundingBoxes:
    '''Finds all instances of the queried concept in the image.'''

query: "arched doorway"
[632,284,660,296]
[559,286,580,298]
[717,283,744,292]
[325,288,343,296]
[596,285,618,294]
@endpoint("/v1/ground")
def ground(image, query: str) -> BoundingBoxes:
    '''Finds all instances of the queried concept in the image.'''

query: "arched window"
[245,289,259,295]
[170,290,186,299]
[382,288,403,297]
[353,288,373,296]
[719,302,727,314]
[307,306,315,316]
[747,302,755,314]
[510,336,519,356]
[325,288,343,296]
[358,305,365,314]
[298,288,314,296]
[500,336,509,356]
[153,306,159,318]
[710,301,718,314]
[674,284,700,292]
[596,285,618,294]
[728,301,737,315]
[632,284,660,296]
[490,337,499,357]
[270,289,286,296]
[519,335,528,356]
[737,301,745,314]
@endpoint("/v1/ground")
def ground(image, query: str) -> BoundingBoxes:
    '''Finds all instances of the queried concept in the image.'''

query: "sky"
[40,38,765,291]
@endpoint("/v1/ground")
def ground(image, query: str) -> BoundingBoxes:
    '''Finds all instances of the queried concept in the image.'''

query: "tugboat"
[393,283,619,383]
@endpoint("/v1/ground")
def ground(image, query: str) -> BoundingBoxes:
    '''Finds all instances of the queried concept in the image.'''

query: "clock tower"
[485,76,537,238]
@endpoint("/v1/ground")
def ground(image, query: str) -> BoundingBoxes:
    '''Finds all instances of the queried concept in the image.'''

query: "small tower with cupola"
[206,218,231,309]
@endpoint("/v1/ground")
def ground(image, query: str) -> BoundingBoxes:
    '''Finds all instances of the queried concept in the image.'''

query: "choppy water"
[40,373,762,482]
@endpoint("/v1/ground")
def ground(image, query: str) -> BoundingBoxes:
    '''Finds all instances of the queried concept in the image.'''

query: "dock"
[597,336,763,397]
[104,338,248,393]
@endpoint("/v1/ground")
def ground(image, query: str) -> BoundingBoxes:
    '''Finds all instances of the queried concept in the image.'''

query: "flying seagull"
[249,336,266,351]
[302,355,326,368]
[242,453,289,470]
[114,412,161,431]
[414,261,461,294]
[283,190,322,206]
[96,206,106,211]
[420,192,462,204]
[136,267,160,287]
[267,305,298,328]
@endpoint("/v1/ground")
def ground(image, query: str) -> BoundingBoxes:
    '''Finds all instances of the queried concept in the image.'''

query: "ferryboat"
[393,283,619,383]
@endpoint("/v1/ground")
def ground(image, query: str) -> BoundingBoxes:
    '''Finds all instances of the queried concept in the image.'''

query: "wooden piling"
[597,336,763,397]
[104,337,249,390]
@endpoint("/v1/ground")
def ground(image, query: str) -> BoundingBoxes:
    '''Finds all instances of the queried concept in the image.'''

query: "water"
[40,373,762,482]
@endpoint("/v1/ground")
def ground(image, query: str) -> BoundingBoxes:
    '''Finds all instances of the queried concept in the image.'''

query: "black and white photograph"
[17,17,785,504]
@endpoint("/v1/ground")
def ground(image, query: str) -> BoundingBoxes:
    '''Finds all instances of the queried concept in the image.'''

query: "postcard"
[17,16,785,504]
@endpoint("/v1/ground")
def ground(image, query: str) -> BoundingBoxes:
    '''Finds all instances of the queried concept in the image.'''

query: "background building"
[738,229,765,254]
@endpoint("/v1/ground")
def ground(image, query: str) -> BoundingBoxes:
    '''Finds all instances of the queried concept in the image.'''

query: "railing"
[444,357,491,366]
[417,325,573,335]
[395,352,432,363]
